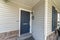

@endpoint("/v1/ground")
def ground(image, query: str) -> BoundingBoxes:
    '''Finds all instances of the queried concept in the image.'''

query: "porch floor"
[58,37,60,40]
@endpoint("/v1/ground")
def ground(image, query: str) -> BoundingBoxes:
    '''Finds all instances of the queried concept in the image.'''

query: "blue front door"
[20,10,30,34]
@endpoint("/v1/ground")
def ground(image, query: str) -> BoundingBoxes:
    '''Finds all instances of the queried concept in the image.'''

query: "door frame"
[19,8,32,37]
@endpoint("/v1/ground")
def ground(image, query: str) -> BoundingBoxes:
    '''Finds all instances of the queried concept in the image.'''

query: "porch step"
[25,36,35,40]
[17,33,34,40]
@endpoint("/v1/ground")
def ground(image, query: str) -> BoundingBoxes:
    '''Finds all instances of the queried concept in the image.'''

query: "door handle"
[22,23,28,25]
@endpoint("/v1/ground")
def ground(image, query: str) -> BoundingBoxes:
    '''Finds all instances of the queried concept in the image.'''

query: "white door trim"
[19,8,32,37]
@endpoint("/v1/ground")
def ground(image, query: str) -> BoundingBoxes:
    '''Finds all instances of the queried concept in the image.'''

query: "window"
[52,6,57,31]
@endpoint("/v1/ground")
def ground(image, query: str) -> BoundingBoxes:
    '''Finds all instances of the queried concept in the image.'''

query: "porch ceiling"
[10,0,40,8]
[53,0,60,12]
[9,0,60,11]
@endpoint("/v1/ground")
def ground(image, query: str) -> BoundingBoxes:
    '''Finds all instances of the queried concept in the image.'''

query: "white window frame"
[19,8,32,37]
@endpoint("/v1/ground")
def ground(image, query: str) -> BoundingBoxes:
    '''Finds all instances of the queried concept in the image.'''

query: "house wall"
[32,0,45,40]
[0,0,32,33]
[0,0,32,40]
[46,0,60,40]
[47,0,60,36]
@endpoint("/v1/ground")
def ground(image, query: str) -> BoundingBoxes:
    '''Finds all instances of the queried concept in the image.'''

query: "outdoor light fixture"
[31,12,34,20]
